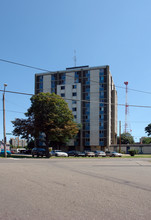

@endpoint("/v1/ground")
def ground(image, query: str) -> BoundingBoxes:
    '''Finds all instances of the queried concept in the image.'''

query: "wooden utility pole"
[3,84,7,158]
[119,121,121,153]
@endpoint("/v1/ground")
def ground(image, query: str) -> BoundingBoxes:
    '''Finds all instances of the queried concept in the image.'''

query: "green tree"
[142,137,151,144]
[145,123,151,136]
[12,93,79,151]
[117,132,134,144]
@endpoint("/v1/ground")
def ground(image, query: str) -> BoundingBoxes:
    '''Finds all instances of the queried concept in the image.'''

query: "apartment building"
[35,65,117,151]
[9,138,27,147]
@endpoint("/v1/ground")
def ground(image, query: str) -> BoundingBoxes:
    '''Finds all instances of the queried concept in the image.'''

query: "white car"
[50,150,68,157]
[106,151,122,157]
[94,151,106,157]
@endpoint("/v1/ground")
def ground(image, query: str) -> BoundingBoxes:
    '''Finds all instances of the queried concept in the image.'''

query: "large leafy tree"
[145,123,151,136]
[12,93,79,149]
[117,132,134,144]
[141,137,151,144]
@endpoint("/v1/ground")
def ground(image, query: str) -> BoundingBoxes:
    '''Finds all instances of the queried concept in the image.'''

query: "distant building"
[35,65,117,151]
[9,138,27,147]
[0,141,10,151]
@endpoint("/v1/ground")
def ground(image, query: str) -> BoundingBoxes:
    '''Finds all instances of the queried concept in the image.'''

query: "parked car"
[94,151,106,157]
[67,150,77,156]
[50,150,68,157]
[32,148,50,158]
[105,151,122,157]
[74,151,86,157]
[24,149,32,154]
[0,150,11,156]
[67,150,86,157]
[85,151,95,157]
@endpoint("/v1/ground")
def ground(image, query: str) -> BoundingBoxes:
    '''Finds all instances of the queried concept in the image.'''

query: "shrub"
[128,149,138,156]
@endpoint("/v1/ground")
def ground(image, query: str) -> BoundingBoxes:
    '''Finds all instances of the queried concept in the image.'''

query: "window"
[100,69,104,75]
[72,92,77,96]
[100,138,104,142]
[100,76,104,81]
[100,91,104,97]
[100,115,104,120]
[72,108,77,111]
[74,115,77,119]
[72,85,77,89]
[72,100,77,104]
[61,93,65,97]
[100,122,104,127]
[61,86,65,90]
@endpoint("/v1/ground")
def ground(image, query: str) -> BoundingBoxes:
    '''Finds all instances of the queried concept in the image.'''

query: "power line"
[0,89,32,96]
[1,89,151,109]
[1,58,151,95]
[0,109,25,114]
[0,58,50,72]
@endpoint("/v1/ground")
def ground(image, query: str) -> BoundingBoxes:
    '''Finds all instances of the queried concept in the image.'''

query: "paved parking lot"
[0,157,151,220]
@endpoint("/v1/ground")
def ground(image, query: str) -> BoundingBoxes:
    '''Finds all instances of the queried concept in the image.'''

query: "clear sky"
[0,0,151,143]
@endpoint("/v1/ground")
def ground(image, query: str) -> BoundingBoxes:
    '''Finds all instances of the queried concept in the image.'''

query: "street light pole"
[3,83,7,158]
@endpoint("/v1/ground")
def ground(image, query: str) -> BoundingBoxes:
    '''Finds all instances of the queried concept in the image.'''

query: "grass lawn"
[122,154,151,158]
[1,154,151,159]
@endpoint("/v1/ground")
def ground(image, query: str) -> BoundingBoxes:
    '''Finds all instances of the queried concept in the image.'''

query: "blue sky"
[0,0,151,142]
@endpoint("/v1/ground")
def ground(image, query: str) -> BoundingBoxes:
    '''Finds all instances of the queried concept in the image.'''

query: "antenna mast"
[74,50,77,67]
[124,81,128,133]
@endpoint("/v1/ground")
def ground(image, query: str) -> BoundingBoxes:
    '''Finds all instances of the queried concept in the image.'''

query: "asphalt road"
[0,157,151,220]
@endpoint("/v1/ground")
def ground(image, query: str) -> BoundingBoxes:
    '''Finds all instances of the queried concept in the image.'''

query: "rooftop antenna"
[74,50,77,67]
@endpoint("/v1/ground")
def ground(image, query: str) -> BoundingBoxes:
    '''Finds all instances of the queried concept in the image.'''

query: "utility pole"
[3,83,7,158]
[119,121,121,153]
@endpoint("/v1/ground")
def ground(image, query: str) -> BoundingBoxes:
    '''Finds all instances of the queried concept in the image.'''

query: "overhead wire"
[1,58,151,95]
[0,89,151,109]
[1,58,151,110]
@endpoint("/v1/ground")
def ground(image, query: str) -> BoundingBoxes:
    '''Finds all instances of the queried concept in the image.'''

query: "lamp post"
[3,83,7,158]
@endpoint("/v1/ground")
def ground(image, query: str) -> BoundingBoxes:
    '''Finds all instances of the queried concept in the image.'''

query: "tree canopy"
[145,123,151,136]
[141,137,151,144]
[12,93,79,148]
[117,132,134,144]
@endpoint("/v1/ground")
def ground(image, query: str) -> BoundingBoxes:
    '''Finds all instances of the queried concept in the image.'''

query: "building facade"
[35,65,117,151]
[9,138,27,147]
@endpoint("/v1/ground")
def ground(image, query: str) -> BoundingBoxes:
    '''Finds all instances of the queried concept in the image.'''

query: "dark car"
[74,151,86,157]
[67,150,77,156]
[67,150,86,157]
[32,148,51,158]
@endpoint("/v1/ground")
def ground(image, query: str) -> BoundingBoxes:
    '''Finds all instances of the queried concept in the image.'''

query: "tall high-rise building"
[35,65,117,151]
